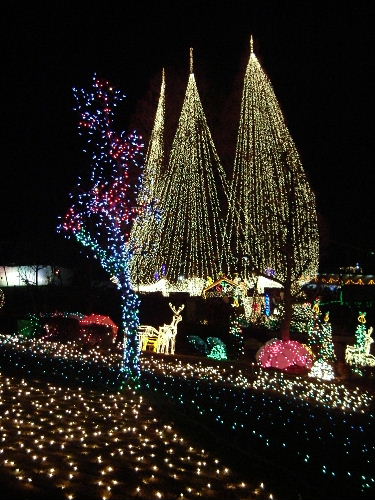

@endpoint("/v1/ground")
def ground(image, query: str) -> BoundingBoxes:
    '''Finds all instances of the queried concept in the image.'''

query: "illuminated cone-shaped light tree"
[60,75,144,384]
[307,299,323,347]
[320,312,336,363]
[149,49,229,285]
[130,70,165,286]
[354,312,368,354]
[228,38,319,340]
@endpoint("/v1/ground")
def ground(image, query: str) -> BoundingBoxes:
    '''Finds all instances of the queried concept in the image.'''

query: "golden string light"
[142,355,372,414]
[227,38,319,286]
[1,333,374,495]
[0,371,276,500]
[130,70,166,286]
[1,334,372,414]
[132,49,229,287]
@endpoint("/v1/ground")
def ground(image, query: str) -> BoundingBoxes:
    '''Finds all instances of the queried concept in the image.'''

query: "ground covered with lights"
[0,372,282,500]
[0,335,374,500]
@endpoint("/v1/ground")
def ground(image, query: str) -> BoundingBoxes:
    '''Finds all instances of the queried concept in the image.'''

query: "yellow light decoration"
[308,359,335,381]
[141,354,372,414]
[130,70,166,287]
[133,48,230,287]
[346,313,375,368]
[139,303,185,355]
[2,332,371,414]
[227,37,319,290]
[0,371,276,500]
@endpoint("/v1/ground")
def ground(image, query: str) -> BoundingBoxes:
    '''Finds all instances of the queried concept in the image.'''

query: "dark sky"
[2,1,374,272]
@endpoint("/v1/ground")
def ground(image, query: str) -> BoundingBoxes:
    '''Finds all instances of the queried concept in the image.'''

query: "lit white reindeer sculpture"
[139,303,185,355]
[345,312,375,367]
[346,326,375,367]
[158,303,185,355]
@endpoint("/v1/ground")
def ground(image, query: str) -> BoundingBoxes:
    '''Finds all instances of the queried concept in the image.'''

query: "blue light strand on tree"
[59,75,145,384]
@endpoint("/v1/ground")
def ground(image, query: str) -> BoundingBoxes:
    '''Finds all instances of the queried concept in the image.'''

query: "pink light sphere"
[256,339,314,372]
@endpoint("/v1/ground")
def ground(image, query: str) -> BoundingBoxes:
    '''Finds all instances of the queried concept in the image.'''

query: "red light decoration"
[79,314,119,337]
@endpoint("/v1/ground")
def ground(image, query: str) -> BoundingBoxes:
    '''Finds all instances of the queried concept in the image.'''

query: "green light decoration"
[227,37,319,341]
[292,303,315,333]
[307,299,323,346]
[307,300,335,362]
[207,344,228,361]
[18,314,43,339]
[308,309,336,380]
[320,312,336,363]
[262,302,314,334]
[187,335,228,360]
[307,299,336,380]
[345,312,375,368]
[355,312,367,352]
[206,337,227,360]
[134,48,229,286]
[227,315,245,360]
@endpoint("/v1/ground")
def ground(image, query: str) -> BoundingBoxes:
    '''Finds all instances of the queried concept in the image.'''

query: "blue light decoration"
[58,75,144,385]
[265,268,276,278]
[187,335,208,355]
[264,293,271,316]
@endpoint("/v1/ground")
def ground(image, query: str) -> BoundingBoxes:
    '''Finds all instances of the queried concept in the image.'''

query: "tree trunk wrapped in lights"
[60,75,144,384]
[227,38,319,340]
[134,49,230,287]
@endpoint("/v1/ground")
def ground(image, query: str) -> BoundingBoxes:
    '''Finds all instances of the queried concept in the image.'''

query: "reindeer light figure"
[138,325,160,352]
[138,303,185,355]
[345,312,375,367]
[158,303,185,355]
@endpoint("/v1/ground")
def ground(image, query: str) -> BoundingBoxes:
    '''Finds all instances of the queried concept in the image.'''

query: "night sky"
[2,1,374,272]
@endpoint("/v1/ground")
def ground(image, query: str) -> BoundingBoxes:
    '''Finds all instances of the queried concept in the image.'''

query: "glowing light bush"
[256,339,314,371]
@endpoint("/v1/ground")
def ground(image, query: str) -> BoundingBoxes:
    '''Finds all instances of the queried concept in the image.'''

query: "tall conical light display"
[133,49,229,290]
[227,37,319,290]
[130,70,166,287]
